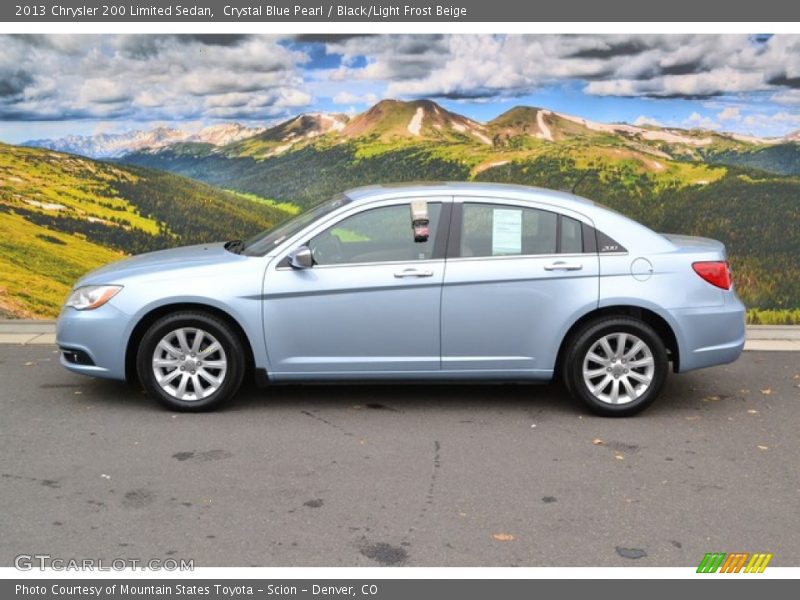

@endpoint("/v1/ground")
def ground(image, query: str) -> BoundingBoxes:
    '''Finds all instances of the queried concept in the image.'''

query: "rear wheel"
[563,317,668,417]
[136,311,245,411]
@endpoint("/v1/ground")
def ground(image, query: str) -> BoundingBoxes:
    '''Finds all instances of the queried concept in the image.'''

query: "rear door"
[440,197,600,377]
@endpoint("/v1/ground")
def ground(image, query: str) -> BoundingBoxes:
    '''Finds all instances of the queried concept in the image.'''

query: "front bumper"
[669,291,746,373]
[56,303,130,381]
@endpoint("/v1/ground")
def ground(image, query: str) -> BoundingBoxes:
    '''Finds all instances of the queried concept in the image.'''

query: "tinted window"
[560,216,583,253]
[309,203,441,265]
[460,203,558,257]
[244,194,349,256]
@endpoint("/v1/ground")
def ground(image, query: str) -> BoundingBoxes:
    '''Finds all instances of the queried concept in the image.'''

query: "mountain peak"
[343,98,490,143]
[488,106,556,142]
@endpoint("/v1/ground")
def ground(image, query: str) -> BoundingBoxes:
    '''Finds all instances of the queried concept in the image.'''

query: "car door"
[262,199,450,379]
[440,197,600,377]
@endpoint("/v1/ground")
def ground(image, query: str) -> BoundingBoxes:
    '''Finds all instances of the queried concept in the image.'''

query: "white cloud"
[771,89,800,104]
[633,115,662,127]
[332,91,378,105]
[741,111,800,135]
[718,106,741,121]
[322,34,800,101]
[0,34,312,121]
[686,112,719,129]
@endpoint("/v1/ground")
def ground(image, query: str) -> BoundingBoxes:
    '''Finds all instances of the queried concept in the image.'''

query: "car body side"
[55,183,746,384]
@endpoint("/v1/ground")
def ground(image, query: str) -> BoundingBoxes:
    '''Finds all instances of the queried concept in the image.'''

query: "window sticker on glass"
[492,208,522,255]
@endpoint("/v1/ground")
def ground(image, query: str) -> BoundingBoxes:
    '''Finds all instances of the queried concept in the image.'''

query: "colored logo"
[697,552,773,573]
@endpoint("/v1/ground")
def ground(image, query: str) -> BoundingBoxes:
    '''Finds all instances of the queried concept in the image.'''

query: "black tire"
[563,317,668,417]
[136,311,245,411]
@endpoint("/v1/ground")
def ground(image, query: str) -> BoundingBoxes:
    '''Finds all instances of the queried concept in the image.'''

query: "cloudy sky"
[2,33,800,142]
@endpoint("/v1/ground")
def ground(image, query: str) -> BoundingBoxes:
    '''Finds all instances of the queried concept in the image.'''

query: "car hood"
[76,242,240,286]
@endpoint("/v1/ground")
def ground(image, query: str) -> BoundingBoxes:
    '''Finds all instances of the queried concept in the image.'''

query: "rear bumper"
[669,292,746,373]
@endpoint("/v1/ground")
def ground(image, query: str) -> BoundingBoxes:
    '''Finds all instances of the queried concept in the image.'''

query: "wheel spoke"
[175,372,190,398]
[624,340,644,360]
[200,360,226,369]
[592,374,612,394]
[175,329,191,354]
[621,376,637,400]
[153,358,179,368]
[199,341,221,358]
[584,367,608,379]
[157,368,182,386]
[191,330,205,353]
[599,337,614,358]
[628,370,652,384]
[197,369,221,387]
[628,356,654,368]
[157,340,181,358]
[609,379,621,403]
[586,351,607,365]
[615,333,628,356]
[190,373,203,397]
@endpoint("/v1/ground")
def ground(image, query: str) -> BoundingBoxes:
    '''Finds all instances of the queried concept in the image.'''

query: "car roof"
[344,182,595,209]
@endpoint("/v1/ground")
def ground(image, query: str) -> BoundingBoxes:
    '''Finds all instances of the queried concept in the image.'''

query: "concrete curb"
[0,320,798,350]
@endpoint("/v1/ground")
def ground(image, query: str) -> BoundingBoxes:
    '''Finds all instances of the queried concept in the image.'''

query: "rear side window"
[460,203,558,257]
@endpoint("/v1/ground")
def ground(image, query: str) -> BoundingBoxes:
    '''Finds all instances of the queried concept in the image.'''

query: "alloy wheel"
[581,332,655,405]
[151,327,227,401]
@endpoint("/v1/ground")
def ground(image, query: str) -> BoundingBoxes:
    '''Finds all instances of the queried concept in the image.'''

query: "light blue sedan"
[56,183,745,416]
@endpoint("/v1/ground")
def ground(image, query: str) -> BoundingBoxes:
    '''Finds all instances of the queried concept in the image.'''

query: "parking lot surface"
[1,345,798,567]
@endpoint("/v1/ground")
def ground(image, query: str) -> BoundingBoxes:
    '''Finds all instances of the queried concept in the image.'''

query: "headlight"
[64,285,123,311]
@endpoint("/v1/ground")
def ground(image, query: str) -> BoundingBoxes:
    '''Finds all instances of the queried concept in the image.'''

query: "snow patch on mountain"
[537,109,553,141]
[556,112,714,146]
[408,107,424,136]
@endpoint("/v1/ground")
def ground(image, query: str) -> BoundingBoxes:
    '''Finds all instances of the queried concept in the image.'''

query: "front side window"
[243,194,350,256]
[460,203,558,257]
[309,203,442,266]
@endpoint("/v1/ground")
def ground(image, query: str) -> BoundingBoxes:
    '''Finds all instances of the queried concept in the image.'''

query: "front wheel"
[563,317,668,417]
[136,311,245,411]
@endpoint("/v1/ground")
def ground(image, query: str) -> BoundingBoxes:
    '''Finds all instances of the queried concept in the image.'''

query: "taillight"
[692,261,732,290]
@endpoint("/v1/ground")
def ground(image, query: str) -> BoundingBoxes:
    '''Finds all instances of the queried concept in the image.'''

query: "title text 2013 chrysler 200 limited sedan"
[56,183,745,416]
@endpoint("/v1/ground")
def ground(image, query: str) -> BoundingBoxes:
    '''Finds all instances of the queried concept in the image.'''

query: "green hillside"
[120,100,800,316]
[701,143,800,176]
[0,143,293,318]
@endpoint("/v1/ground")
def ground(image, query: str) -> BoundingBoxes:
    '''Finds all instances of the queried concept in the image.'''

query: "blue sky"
[2,34,800,143]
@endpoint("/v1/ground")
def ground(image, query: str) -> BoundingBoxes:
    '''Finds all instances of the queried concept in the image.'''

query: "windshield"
[242,194,350,256]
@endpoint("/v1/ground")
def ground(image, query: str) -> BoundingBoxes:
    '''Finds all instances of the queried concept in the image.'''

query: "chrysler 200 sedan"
[56,183,745,416]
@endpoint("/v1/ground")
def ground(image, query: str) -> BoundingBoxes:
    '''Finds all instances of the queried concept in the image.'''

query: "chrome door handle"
[544,261,583,271]
[394,268,434,278]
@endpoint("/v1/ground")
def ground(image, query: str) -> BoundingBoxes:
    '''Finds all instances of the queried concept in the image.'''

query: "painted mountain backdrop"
[0,144,292,317]
[4,99,800,319]
[24,123,265,159]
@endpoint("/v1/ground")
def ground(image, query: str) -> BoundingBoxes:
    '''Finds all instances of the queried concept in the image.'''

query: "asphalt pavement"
[0,345,798,567]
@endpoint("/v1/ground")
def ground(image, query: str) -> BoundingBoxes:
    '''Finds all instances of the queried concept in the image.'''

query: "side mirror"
[288,245,313,269]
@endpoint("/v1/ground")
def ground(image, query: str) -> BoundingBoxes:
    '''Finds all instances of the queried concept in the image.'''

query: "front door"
[263,200,449,379]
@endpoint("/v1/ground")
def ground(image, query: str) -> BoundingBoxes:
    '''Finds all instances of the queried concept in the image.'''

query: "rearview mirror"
[410,200,430,243]
[288,245,313,269]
